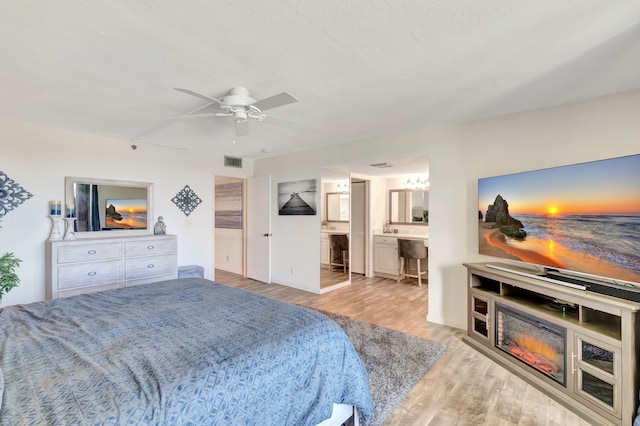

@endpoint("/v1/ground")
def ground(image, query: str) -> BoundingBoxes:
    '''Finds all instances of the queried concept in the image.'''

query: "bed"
[0,278,373,425]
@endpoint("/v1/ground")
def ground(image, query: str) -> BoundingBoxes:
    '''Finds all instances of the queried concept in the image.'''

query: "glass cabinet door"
[573,333,620,417]
[470,293,490,340]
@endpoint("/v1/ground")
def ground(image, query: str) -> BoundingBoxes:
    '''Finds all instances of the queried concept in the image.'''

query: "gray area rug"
[319,310,447,426]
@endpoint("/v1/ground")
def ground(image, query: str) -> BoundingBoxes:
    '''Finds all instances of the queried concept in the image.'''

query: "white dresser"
[46,234,178,299]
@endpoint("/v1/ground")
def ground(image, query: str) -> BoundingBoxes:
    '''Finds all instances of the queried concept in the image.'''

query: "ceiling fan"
[172,86,298,136]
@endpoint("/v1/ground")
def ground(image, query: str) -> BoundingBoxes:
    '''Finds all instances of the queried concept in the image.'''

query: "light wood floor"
[214,270,591,426]
[320,266,350,288]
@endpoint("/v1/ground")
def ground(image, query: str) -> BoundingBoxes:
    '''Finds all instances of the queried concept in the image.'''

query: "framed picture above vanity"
[389,189,428,224]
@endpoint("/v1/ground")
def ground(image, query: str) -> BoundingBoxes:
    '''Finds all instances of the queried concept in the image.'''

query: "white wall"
[254,89,640,329]
[214,228,243,274]
[4,90,638,326]
[0,118,253,306]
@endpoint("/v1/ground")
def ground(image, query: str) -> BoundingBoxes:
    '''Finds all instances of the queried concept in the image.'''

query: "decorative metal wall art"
[0,171,33,218]
[171,185,202,217]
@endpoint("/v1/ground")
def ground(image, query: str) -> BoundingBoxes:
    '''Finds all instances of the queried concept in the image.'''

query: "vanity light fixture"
[406,176,430,190]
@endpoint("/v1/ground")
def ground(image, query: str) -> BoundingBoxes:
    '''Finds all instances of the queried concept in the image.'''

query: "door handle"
[263,233,272,237]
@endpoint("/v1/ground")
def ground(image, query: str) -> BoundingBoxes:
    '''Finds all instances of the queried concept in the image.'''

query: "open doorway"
[214,177,245,278]
[320,168,350,291]
[331,155,429,284]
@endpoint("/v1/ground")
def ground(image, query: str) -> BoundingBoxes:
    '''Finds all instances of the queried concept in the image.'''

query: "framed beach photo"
[278,179,317,215]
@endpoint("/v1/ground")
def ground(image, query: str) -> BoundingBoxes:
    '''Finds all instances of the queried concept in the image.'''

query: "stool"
[397,238,427,287]
[329,234,349,273]
[178,265,204,279]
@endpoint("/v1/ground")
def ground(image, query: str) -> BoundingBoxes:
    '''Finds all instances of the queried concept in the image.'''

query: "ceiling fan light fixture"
[234,110,248,122]
[173,86,298,137]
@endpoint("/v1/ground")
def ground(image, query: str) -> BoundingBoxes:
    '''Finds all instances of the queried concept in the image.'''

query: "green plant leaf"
[0,251,21,297]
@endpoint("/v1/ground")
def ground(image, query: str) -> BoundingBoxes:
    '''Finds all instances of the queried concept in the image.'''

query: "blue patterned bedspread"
[0,279,372,425]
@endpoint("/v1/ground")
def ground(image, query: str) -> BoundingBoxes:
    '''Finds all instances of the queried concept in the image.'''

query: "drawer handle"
[147,264,155,269]
[147,245,155,250]
[88,250,97,255]
[88,271,97,276]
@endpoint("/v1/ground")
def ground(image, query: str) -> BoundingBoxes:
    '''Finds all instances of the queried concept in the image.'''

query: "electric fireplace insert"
[495,303,567,386]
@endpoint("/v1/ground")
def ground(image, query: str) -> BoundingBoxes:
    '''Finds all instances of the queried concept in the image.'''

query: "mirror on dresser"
[65,177,154,236]
[389,189,428,224]
[320,168,350,290]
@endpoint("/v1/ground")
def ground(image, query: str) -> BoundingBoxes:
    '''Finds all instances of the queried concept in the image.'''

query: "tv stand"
[486,262,587,290]
[486,262,640,303]
[463,263,640,426]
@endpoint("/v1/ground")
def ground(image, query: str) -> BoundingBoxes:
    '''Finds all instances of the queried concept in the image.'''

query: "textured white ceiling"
[1,1,640,160]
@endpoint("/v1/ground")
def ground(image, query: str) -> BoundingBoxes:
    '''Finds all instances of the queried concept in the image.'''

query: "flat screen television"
[105,198,147,230]
[478,154,640,291]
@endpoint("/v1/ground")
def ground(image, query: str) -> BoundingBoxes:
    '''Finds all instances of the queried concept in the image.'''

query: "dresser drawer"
[124,238,176,257]
[58,243,123,263]
[58,282,123,298]
[58,260,124,289]
[125,254,176,280]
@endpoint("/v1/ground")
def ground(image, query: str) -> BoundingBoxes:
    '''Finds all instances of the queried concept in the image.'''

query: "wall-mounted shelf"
[463,263,640,426]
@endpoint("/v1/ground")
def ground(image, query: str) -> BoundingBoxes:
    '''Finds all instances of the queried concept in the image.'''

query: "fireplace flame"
[514,335,557,361]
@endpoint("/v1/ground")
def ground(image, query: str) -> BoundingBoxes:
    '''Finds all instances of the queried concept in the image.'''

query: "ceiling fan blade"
[251,92,297,111]
[134,100,220,138]
[169,112,217,120]
[261,114,304,129]
[235,119,249,136]
[132,119,179,140]
[174,88,225,106]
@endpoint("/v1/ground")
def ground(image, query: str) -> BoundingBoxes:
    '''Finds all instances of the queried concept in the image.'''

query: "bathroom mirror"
[389,189,428,224]
[326,192,349,222]
[65,177,154,235]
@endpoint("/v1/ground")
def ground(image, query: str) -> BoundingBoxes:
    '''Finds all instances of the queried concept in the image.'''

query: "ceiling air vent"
[370,162,393,168]
[224,156,243,168]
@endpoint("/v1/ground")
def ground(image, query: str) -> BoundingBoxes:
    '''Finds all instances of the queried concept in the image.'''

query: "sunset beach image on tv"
[105,198,147,229]
[478,154,640,285]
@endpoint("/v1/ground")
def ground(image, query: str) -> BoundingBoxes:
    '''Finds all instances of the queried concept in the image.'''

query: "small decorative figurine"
[154,216,167,235]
